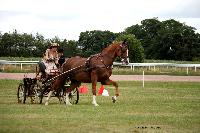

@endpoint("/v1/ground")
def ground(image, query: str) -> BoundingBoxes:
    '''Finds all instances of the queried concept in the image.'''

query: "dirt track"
[0,73,199,82]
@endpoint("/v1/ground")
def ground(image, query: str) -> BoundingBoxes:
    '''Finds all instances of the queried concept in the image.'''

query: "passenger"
[57,48,65,68]
[37,43,59,79]
[57,48,70,87]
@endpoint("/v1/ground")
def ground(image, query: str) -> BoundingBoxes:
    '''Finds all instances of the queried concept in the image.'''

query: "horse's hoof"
[92,102,99,106]
[66,102,72,106]
[112,96,116,103]
[45,102,49,106]
[94,104,99,107]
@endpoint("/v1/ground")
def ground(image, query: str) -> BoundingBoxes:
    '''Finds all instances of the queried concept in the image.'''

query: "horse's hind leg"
[65,81,80,105]
[65,90,72,106]
[102,79,119,103]
[40,86,48,104]
[45,90,53,105]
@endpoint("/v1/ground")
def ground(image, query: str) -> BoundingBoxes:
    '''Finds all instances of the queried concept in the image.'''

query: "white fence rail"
[0,60,200,73]
[113,62,200,74]
[0,60,39,70]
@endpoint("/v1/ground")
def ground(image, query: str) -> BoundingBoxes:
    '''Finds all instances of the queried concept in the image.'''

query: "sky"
[0,0,200,40]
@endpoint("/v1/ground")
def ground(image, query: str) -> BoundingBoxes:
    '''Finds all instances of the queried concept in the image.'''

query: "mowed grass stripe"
[0,80,200,133]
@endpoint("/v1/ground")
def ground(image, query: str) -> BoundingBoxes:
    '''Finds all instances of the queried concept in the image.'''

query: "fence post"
[21,63,23,70]
[142,71,144,88]
[2,65,5,71]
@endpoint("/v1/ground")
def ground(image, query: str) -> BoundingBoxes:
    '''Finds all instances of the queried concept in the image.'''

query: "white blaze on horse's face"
[121,49,129,65]
[119,44,129,65]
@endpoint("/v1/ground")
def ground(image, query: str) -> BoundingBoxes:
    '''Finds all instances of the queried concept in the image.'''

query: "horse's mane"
[101,41,121,54]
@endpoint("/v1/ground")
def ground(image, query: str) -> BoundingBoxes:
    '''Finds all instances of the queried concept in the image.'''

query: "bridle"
[85,42,129,70]
[119,44,129,65]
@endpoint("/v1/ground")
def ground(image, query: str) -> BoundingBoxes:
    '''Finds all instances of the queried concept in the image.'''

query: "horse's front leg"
[92,83,99,106]
[102,79,119,103]
[91,72,99,106]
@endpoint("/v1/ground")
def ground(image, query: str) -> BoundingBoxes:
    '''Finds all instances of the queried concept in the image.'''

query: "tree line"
[125,18,200,61]
[0,18,199,62]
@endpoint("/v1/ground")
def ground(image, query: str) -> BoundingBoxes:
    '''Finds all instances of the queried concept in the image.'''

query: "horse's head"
[116,40,129,65]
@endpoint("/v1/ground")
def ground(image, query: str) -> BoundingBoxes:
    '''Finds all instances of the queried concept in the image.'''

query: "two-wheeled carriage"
[17,40,129,106]
[17,68,79,105]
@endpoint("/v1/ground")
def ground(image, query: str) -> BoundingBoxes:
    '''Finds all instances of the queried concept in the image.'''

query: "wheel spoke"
[60,87,79,104]
[69,88,79,104]
[30,83,42,104]
[17,84,25,103]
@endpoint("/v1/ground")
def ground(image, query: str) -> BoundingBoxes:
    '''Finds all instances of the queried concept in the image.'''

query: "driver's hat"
[50,43,59,48]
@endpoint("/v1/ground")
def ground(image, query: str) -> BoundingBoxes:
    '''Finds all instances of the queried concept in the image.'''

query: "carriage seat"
[45,63,60,76]
[48,68,60,76]
[36,62,60,82]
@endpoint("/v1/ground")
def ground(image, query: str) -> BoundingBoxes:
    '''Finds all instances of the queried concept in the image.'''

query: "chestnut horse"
[43,40,129,106]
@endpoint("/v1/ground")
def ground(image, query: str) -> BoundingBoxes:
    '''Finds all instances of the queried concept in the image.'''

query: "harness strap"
[85,53,112,71]
[44,64,85,86]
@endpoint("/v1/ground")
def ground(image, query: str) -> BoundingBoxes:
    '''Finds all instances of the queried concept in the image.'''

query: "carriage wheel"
[69,87,79,104]
[17,83,26,103]
[30,82,43,104]
[62,87,79,104]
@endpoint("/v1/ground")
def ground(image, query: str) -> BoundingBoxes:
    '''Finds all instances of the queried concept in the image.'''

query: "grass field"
[0,80,200,133]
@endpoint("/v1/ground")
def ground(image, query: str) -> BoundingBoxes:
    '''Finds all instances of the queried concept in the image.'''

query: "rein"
[44,64,85,86]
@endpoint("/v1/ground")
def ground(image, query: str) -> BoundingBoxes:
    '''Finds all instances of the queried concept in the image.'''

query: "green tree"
[78,30,117,57]
[125,18,200,61]
[0,32,2,56]
[34,33,46,57]
[1,32,13,56]
[0,30,38,57]
[156,19,200,61]
[61,39,78,57]
[125,18,162,59]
